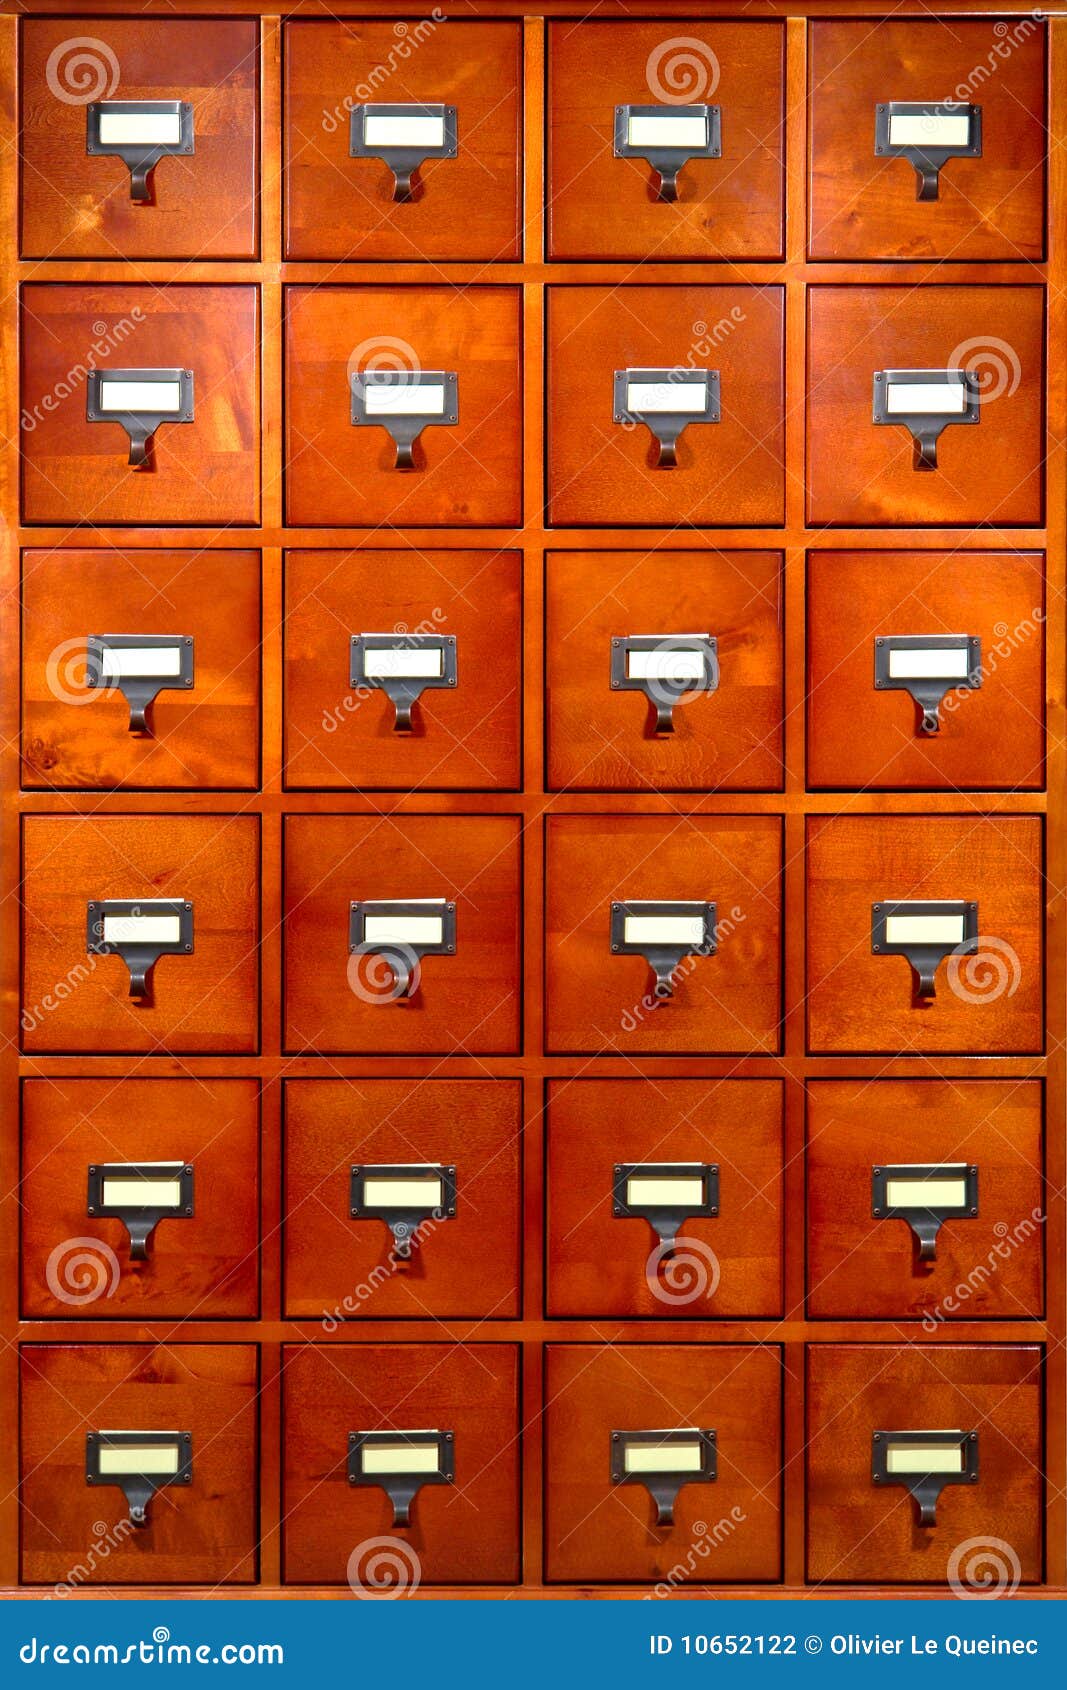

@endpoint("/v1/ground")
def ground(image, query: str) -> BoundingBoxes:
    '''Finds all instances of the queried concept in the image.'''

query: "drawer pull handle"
[874,634,981,735]
[85,634,195,734]
[613,104,722,203]
[349,899,456,1002]
[610,634,718,735]
[872,1430,978,1527]
[874,101,981,201]
[610,1428,716,1528]
[612,1162,719,1255]
[872,368,980,471]
[611,900,717,1002]
[87,1160,195,1261]
[348,1429,454,1528]
[86,1430,192,1529]
[871,1162,978,1262]
[871,900,978,1001]
[349,103,458,203]
[87,898,194,1001]
[350,633,458,732]
[86,368,195,469]
[614,367,720,468]
[86,100,195,202]
[349,1163,457,1259]
[350,369,458,470]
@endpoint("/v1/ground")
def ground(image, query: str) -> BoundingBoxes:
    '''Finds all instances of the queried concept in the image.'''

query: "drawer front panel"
[285,285,522,527]
[807,286,1044,527]
[547,21,785,261]
[807,1080,1044,1320]
[20,17,259,260]
[546,1079,783,1318]
[807,550,1045,791]
[21,814,260,1054]
[546,549,783,792]
[547,286,785,527]
[809,20,1046,261]
[21,285,260,527]
[283,814,521,1055]
[284,21,521,261]
[544,1344,782,1583]
[806,815,1044,1056]
[20,1344,259,1585]
[284,548,521,790]
[22,548,261,791]
[284,1078,521,1319]
[545,815,782,1055]
[806,1344,1043,1584]
[21,1077,260,1319]
[282,1343,521,1585]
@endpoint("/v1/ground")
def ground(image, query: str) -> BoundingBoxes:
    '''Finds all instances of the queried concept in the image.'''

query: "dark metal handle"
[129,162,152,203]
[125,1216,154,1262]
[393,698,414,733]
[391,168,415,203]
[917,1495,938,1527]
[653,1494,675,1527]
[920,706,941,735]
[913,961,938,1000]
[394,439,416,471]
[128,701,150,735]
[128,961,152,1000]
[652,962,675,1001]
[383,949,414,1000]
[915,164,940,201]
[653,700,675,735]
[655,167,679,203]
[128,432,149,469]
[655,438,678,469]
[914,434,938,471]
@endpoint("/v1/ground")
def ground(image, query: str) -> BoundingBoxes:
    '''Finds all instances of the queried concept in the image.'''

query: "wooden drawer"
[20,1343,258,1585]
[546,1080,782,1318]
[20,17,258,260]
[283,1078,521,1319]
[546,286,785,527]
[807,549,1045,792]
[284,285,522,528]
[545,815,782,1055]
[544,1345,782,1584]
[283,814,521,1055]
[284,548,521,791]
[547,21,784,261]
[21,547,261,791]
[807,1080,1044,1321]
[806,814,1044,1056]
[282,1343,520,1585]
[21,1078,259,1320]
[806,1344,1043,1584]
[807,286,1044,528]
[546,549,783,791]
[809,19,1046,262]
[21,285,260,527]
[284,20,521,262]
[21,814,260,1055]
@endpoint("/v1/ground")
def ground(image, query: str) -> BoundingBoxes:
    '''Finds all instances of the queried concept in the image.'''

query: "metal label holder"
[610,899,717,1002]
[871,1161,978,1262]
[86,99,195,202]
[86,368,194,469]
[349,102,458,202]
[86,633,194,734]
[348,898,456,1001]
[87,1160,194,1261]
[871,899,978,1001]
[612,1161,719,1253]
[348,1429,454,1528]
[873,633,981,735]
[874,101,981,200]
[872,1429,978,1527]
[610,1428,717,1527]
[350,369,458,469]
[86,897,194,1000]
[86,1429,192,1528]
[610,633,718,734]
[613,367,720,467]
[613,102,722,202]
[872,368,980,471]
[350,632,458,732]
[349,1162,457,1259]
